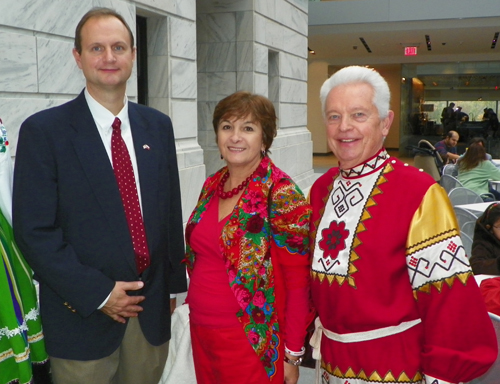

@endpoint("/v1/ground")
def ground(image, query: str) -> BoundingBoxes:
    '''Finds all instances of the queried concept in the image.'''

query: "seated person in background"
[434,130,460,164]
[453,106,469,123]
[457,142,500,200]
[471,202,500,275]
[458,137,498,165]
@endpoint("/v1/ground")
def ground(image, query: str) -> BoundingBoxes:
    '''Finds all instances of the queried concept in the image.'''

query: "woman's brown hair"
[212,91,277,156]
[458,142,487,172]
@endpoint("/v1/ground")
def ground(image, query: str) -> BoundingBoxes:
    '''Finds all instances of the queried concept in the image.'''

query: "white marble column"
[196,0,314,190]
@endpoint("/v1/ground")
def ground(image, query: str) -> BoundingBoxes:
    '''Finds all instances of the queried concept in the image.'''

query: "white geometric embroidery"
[330,179,364,218]
[407,235,470,290]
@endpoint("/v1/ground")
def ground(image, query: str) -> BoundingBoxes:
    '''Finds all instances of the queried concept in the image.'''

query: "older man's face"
[324,82,393,169]
[445,133,459,147]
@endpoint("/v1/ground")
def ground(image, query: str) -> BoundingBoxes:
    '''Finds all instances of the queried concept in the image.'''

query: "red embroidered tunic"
[184,157,313,380]
[309,149,497,384]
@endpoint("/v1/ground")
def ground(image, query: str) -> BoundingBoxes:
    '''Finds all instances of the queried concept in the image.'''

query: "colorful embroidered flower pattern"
[252,290,266,308]
[249,330,260,344]
[252,307,266,324]
[183,156,311,379]
[286,235,306,254]
[318,220,349,259]
[242,190,267,216]
[247,214,264,234]
[232,285,252,308]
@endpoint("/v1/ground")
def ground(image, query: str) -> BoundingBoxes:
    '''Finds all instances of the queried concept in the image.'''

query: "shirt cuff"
[424,374,454,384]
[98,292,112,310]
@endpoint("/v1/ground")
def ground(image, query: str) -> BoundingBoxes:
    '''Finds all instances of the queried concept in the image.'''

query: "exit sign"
[404,46,417,56]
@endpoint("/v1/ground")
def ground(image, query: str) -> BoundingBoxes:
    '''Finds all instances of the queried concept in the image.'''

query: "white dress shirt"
[84,89,143,211]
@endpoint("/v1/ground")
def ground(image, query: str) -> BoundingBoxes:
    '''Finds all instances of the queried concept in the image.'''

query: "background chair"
[453,206,478,258]
[461,232,473,258]
[448,187,483,206]
[440,174,463,194]
[481,190,497,202]
[453,206,478,231]
[453,207,478,256]
[442,163,458,177]
[461,221,476,238]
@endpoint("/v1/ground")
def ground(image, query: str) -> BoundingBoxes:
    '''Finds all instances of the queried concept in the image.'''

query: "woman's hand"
[284,353,300,384]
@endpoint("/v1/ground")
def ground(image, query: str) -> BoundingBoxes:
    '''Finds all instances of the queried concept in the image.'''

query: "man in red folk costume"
[309,66,497,384]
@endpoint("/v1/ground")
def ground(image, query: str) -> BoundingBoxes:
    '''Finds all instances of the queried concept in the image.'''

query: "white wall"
[0,0,202,222]
[196,0,315,189]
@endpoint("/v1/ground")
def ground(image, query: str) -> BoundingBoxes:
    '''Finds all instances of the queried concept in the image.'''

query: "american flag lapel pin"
[143,144,151,150]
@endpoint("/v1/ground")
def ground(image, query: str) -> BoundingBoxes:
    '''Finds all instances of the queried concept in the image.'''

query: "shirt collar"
[340,149,390,178]
[84,88,129,130]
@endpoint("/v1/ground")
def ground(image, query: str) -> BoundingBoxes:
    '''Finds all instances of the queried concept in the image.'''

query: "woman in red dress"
[183,91,313,383]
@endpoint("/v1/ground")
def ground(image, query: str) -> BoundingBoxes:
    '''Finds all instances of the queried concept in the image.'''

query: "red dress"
[184,157,313,383]
[188,198,269,383]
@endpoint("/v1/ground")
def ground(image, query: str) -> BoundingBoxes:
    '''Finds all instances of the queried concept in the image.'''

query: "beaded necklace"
[217,171,252,199]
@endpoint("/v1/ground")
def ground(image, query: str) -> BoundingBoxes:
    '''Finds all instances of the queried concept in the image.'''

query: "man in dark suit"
[12,8,186,384]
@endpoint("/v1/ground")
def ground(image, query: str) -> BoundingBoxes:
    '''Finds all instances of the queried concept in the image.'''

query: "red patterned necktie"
[111,117,150,274]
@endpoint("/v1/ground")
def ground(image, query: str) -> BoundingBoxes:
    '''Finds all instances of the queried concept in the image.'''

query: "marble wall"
[0,0,203,222]
[0,0,314,220]
[196,0,314,190]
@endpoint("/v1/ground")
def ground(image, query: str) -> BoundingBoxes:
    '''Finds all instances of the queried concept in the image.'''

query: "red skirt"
[190,322,275,384]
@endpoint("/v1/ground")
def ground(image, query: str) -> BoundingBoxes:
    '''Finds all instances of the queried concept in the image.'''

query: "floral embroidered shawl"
[184,156,311,379]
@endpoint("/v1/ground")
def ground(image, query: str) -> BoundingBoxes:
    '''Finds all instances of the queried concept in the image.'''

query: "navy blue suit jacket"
[13,91,187,360]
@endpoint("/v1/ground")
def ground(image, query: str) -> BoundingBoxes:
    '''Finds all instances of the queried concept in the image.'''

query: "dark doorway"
[136,16,148,106]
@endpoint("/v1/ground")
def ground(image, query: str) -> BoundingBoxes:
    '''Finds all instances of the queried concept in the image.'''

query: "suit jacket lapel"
[69,92,137,273]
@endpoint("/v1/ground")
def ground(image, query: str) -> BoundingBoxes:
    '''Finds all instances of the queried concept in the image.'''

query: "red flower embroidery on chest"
[318,221,349,259]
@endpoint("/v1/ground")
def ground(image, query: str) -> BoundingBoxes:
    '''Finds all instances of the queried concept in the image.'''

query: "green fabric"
[0,208,48,384]
[458,160,500,196]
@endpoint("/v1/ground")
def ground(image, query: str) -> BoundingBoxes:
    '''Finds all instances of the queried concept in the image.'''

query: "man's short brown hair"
[74,8,134,54]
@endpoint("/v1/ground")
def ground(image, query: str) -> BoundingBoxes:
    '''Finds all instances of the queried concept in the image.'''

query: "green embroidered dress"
[0,121,49,384]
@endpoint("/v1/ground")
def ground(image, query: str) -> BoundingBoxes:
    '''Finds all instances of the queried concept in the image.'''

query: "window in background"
[427,101,497,123]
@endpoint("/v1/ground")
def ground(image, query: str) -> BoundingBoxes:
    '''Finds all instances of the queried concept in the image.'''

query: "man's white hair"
[320,66,391,119]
